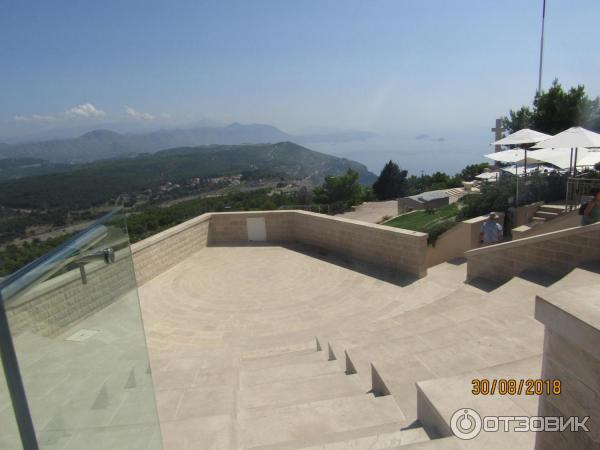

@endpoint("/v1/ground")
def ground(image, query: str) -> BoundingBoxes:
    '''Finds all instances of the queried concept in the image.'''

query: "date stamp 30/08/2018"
[471,378,561,396]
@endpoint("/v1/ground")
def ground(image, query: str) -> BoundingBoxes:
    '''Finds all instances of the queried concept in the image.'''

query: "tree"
[504,80,600,134]
[313,169,363,206]
[460,163,490,181]
[372,161,408,200]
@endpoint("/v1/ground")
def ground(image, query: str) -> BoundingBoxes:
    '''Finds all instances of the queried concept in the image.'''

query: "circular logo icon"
[450,408,482,440]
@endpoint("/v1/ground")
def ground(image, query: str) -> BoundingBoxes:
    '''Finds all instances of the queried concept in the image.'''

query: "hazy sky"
[1,0,599,149]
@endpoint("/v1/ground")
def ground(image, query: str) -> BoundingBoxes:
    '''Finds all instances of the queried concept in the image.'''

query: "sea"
[309,132,492,176]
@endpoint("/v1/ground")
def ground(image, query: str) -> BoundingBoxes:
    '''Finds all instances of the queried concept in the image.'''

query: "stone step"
[241,358,344,388]
[240,371,365,411]
[531,216,546,223]
[415,356,542,448]
[240,395,406,449]
[535,211,559,220]
[297,426,431,449]
[538,204,565,213]
[547,264,600,291]
[241,348,325,370]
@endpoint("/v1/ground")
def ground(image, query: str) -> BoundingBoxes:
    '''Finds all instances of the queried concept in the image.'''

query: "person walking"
[583,189,600,225]
[480,212,503,245]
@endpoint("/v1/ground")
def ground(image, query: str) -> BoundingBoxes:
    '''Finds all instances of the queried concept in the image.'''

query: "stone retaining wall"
[466,223,600,282]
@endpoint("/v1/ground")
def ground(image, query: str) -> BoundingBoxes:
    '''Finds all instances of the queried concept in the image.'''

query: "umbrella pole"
[569,148,574,176]
[574,147,578,176]
[515,165,519,206]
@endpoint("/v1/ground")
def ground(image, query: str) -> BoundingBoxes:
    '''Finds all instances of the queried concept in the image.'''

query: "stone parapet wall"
[208,211,295,245]
[6,250,136,337]
[466,223,600,282]
[535,289,600,449]
[132,214,210,285]
[134,210,428,281]
[292,211,427,278]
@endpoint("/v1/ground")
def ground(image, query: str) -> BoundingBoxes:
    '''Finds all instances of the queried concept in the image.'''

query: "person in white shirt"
[479,212,503,245]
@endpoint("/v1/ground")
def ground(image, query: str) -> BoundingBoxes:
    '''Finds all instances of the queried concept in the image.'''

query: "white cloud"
[125,106,155,121]
[14,114,57,122]
[65,103,106,118]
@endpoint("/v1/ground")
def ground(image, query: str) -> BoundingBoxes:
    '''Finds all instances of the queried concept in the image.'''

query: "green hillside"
[0,142,375,210]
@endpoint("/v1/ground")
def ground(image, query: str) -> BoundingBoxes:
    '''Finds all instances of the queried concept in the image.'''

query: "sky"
[1,0,599,173]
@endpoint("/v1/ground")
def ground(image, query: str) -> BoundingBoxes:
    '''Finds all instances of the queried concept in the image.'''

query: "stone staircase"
[237,340,431,449]
[530,203,566,224]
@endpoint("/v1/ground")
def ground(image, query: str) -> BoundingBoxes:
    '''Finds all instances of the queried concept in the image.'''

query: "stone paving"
[139,243,600,449]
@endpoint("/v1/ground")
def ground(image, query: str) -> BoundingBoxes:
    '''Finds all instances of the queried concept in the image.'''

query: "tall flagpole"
[537,0,547,94]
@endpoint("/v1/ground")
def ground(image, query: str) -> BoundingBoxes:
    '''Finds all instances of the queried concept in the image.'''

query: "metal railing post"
[0,291,39,450]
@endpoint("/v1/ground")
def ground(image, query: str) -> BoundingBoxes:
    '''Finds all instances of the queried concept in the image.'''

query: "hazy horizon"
[2,0,599,173]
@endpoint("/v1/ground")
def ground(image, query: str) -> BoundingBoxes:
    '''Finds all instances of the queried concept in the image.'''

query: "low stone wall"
[426,214,504,268]
[207,211,427,278]
[466,223,600,282]
[208,211,295,245]
[6,249,136,337]
[512,211,580,240]
[131,214,210,285]
[535,289,600,449]
[130,210,428,283]
[292,211,427,278]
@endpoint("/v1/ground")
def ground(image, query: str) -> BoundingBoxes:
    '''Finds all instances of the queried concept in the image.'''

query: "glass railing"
[0,208,163,450]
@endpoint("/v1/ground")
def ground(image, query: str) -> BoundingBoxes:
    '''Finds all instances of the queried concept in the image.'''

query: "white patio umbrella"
[475,171,501,181]
[484,148,542,164]
[500,164,560,176]
[532,127,600,175]
[484,147,543,205]
[577,151,600,168]
[527,147,591,170]
[491,129,552,205]
[492,128,551,146]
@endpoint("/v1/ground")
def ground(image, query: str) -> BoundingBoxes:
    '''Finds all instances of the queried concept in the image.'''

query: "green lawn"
[383,203,460,232]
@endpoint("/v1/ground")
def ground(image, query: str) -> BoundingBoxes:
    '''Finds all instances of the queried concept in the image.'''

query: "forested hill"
[0,142,376,210]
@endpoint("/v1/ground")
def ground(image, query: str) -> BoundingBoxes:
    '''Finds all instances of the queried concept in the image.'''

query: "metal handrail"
[0,208,122,304]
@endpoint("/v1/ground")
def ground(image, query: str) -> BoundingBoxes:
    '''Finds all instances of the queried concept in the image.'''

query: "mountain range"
[0,123,375,164]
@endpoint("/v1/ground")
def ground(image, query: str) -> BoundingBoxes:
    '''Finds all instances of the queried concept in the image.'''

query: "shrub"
[425,219,457,246]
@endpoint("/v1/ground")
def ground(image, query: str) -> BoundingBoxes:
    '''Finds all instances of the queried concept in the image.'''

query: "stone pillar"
[534,289,600,449]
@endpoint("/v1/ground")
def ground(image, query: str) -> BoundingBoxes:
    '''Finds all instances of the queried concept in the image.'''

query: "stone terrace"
[134,211,600,450]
